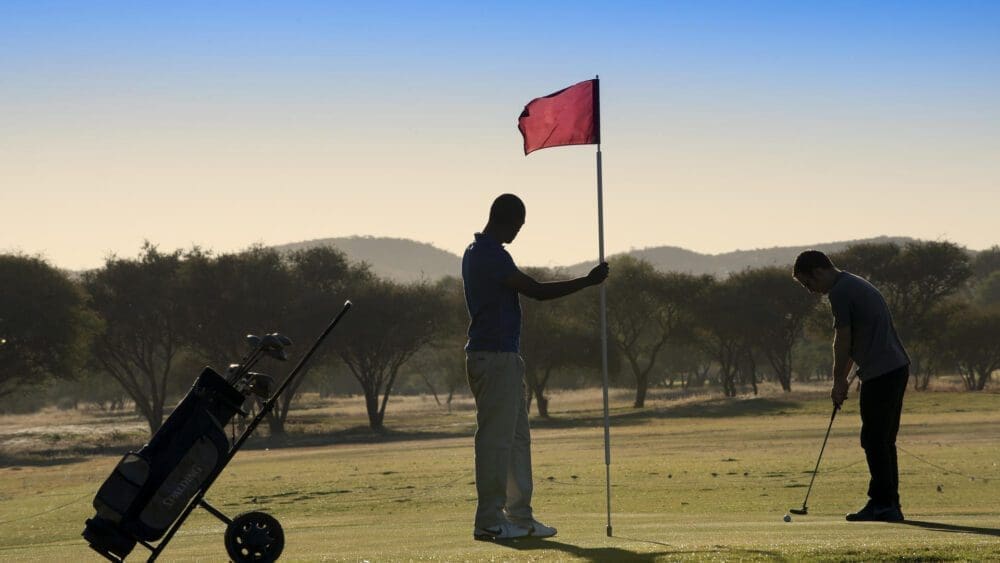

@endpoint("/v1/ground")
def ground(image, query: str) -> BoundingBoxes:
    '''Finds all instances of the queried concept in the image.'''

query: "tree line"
[2,240,998,436]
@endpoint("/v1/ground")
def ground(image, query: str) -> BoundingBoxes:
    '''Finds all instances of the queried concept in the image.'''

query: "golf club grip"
[833,373,857,411]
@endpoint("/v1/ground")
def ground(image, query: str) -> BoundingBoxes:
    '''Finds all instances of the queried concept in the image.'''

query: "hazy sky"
[2,1,998,270]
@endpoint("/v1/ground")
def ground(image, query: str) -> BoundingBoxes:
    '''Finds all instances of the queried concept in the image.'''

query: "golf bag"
[82,300,351,562]
[83,367,246,558]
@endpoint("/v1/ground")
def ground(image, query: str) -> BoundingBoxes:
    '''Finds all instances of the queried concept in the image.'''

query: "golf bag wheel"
[225,511,284,562]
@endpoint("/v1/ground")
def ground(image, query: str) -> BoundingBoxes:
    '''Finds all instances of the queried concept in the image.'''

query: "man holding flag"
[463,77,610,542]
[463,193,608,541]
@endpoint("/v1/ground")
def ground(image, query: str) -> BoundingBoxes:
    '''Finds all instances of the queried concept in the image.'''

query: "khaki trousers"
[466,351,534,529]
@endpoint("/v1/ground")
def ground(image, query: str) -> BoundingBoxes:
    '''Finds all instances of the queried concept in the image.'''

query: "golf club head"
[264,348,288,361]
[247,372,274,398]
[246,334,262,348]
[272,332,292,346]
[260,334,289,361]
[789,508,808,515]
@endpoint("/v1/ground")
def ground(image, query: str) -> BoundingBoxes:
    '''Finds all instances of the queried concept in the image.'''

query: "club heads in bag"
[246,334,262,348]
[261,334,289,361]
[247,372,274,399]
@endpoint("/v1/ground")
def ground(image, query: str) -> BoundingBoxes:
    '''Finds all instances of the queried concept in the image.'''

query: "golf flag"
[517,76,614,537]
[518,78,600,155]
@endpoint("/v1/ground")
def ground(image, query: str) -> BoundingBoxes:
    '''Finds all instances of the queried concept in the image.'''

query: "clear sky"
[2,1,998,270]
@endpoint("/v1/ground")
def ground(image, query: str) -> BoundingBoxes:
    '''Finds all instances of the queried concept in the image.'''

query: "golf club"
[228,333,292,385]
[788,404,837,515]
[261,333,292,361]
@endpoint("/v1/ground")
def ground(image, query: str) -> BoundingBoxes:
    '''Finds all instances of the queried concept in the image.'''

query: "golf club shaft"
[228,346,265,384]
[796,373,856,513]
[799,405,838,510]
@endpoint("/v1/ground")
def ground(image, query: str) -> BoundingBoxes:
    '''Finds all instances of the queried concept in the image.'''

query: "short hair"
[489,193,525,225]
[793,250,835,276]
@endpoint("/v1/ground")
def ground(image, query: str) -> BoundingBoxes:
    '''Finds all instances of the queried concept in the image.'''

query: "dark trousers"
[859,365,909,506]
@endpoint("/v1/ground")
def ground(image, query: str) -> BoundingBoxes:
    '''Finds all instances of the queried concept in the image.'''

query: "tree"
[834,241,972,337]
[278,246,373,432]
[907,302,962,391]
[831,242,903,283]
[75,367,130,411]
[336,279,445,430]
[0,254,93,398]
[183,246,300,435]
[84,244,193,434]
[604,256,701,407]
[943,306,1000,391]
[835,241,972,388]
[880,241,972,337]
[971,245,1000,280]
[974,271,1000,309]
[659,339,709,389]
[691,276,754,397]
[185,246,294,370]
[413,276,471,411]
[730,267,820,391]
[519,268,602,417]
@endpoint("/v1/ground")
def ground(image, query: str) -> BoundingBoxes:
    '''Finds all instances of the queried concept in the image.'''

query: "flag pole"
[594,75,613,538]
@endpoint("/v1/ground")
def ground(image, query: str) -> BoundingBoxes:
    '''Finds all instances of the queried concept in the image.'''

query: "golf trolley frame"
[84,301,352,562]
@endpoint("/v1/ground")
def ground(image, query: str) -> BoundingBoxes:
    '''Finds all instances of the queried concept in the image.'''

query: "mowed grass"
[1,385,998,562]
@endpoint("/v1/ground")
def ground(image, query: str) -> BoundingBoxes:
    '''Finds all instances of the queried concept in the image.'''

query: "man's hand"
[831,377,849,408]
[587,262,610,286]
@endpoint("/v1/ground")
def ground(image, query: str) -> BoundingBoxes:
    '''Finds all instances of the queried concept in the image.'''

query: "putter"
[789,404,840,516]
[790,374,856,516]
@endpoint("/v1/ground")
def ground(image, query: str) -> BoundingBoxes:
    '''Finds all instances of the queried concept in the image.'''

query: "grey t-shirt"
[828,271,910,381]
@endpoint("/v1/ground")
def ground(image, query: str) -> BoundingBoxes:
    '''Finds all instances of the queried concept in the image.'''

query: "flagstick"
[597,144,613,537]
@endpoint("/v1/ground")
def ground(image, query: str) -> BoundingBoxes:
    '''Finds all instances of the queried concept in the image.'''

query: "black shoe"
[846,502,904,522]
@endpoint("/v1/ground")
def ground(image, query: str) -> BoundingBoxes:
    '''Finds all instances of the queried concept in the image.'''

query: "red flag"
[518,78,600,155]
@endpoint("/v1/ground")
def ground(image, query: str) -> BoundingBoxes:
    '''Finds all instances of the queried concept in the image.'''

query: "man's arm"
[504,263,609,301]
[831,325,853,407]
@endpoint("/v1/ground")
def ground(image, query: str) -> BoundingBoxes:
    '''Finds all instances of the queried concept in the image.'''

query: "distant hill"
[272,235,931,283]
[566,236,919,278]
[273,236,462,283]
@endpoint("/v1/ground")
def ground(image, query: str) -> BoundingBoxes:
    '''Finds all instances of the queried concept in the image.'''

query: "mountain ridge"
[272,235,931,282]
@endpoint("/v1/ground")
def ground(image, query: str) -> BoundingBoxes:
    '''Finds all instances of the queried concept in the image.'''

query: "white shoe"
[510,518,557,538]
[473,522,530,541]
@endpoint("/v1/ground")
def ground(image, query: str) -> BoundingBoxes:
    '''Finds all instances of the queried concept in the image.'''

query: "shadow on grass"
[898,519,1000,538]
[498,537,787,562]
[496,537,669,562]
[0,450,96,468]
[1,426,472,466]
[532,397,799,430]
[240,426,470,451]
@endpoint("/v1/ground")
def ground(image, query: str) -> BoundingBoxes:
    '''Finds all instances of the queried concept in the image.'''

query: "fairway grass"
[1,387,998,561]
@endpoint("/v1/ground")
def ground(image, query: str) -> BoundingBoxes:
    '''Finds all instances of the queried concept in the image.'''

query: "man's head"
[486,193,526,244]
[793,250,840,294]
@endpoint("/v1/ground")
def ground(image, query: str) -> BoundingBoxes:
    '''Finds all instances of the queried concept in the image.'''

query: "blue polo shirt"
[462,232,521,352]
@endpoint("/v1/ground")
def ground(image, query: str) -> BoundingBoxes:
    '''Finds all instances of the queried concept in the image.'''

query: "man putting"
[793,250,910,522]
[463,193,609,541]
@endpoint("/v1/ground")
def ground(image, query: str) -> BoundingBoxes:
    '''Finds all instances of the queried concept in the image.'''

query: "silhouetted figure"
[793,250,910,522]
[462,193,608,541]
